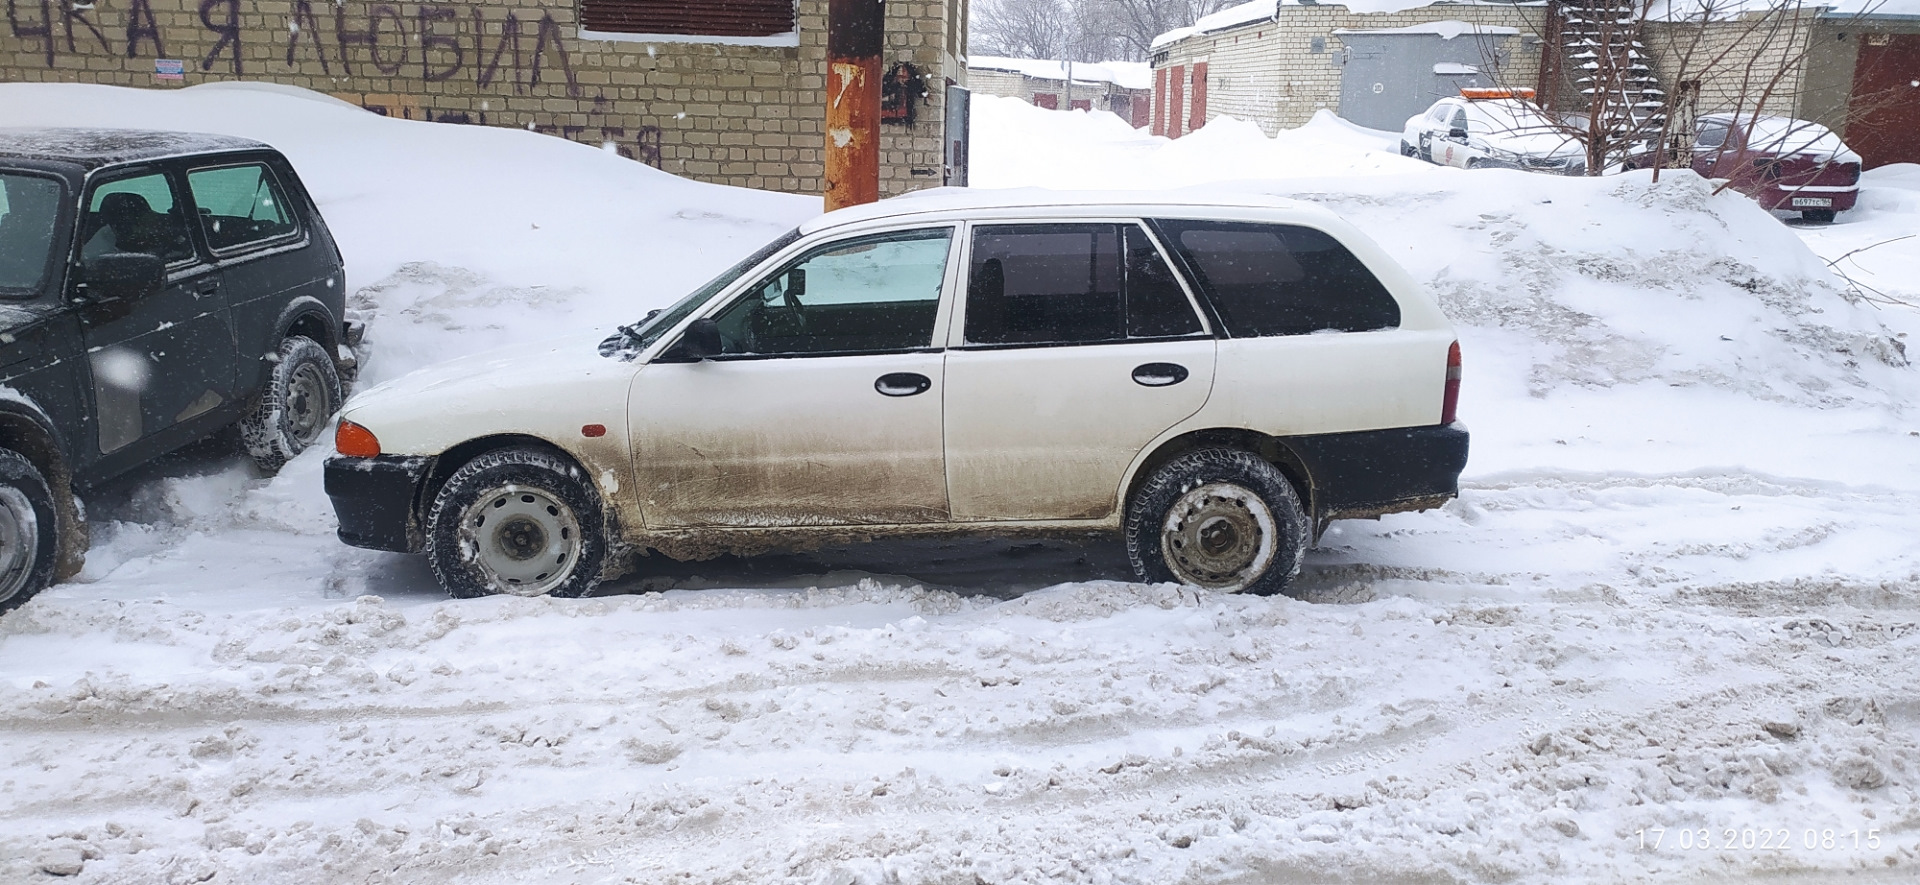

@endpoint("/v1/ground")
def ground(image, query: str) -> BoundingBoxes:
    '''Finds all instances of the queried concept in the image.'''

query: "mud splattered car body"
[325,193,1468,598]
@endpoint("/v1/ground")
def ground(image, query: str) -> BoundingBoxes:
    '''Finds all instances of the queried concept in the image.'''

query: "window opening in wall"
[579,0,798,45]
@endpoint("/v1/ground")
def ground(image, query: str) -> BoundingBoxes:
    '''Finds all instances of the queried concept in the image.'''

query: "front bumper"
[324,454,433,553]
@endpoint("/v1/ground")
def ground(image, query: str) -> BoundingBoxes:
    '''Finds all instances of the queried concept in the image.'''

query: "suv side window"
[1152,220,1400,338]
[187,164,300,252]
[82,172,195,266]
[710,227,951,357]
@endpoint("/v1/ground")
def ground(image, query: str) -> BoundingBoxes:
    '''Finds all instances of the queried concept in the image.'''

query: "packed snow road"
[1,86,1917,884]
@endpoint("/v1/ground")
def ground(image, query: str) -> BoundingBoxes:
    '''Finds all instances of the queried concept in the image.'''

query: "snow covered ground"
[1,86,1917,884]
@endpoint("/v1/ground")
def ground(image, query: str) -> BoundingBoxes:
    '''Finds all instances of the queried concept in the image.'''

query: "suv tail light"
[1441,341,1462,425]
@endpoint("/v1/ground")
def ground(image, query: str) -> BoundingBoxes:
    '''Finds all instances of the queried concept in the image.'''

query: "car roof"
[799,187,1342,235]
[0,128,271,171]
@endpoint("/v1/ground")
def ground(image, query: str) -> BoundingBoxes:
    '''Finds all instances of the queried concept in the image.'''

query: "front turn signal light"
[335,420,381,457]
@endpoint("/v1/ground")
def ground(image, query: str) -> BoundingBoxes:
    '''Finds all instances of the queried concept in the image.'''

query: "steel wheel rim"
[1160,482,1277,592]
[285,363,331,446]
[0,487,39,602]
[459,485,582,596]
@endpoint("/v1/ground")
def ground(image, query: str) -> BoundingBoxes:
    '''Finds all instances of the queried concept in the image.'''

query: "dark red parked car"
[1690,113,1862,223]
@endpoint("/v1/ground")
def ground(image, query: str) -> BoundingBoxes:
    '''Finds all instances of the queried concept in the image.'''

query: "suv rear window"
[1151,220,1399,337]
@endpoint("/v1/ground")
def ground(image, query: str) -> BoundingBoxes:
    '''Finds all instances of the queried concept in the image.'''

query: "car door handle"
[1132,363,1189,387]
[874,372,932,397]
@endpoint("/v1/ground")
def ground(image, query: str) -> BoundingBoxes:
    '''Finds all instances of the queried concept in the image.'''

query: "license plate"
[1791,197,1833,208]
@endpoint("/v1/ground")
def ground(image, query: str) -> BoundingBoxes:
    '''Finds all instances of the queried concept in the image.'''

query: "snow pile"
[2,84,1919,885]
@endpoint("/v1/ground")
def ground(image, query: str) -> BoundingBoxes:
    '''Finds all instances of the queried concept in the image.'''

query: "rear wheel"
[1125,448,1309,596]
[1801,209,1837,224]
[241,336,342,473]
[0,448,59,615]
[426,447,605,599]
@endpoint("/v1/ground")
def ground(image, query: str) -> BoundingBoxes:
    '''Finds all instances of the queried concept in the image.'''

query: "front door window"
[710,228,951,357]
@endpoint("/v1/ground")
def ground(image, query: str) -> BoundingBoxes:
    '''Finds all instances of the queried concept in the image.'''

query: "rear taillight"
[1441,341,1462,425]
[335,420,381,457]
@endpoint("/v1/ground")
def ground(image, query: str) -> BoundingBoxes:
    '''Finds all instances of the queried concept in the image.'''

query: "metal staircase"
[1548,0,1667,139]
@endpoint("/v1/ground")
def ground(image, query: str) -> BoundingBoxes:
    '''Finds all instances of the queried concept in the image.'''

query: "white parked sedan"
[1402,91,1587,175]
[324,193,1469,598]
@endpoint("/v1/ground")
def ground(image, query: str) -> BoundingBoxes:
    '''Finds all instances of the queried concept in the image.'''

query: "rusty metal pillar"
[825,0,884,211]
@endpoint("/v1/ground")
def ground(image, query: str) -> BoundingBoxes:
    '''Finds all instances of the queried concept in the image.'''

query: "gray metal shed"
[1334,21,1526,130]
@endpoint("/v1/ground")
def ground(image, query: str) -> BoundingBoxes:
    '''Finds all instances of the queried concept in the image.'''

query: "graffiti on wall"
[3,0,664,165]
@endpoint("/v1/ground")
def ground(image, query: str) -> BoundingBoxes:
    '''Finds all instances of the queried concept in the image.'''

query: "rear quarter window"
[1150,220,1400,338]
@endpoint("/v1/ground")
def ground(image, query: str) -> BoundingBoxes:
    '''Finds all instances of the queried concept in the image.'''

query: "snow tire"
[0,448,60,615]
[1125,448,1309,596]
[240,336,342,474]
[426,446,605,600]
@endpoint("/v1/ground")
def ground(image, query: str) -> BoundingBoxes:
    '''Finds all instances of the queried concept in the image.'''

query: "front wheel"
[240,336,342,473]
[0,448,60,615]
[1125,449,1309,596]
[1400,140,1416,157]
[426,447,606,599]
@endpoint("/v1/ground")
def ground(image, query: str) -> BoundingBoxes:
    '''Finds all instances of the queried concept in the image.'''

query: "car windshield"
[600,226,803,358]
[0,172,63,296]
[1469,101,1562,135]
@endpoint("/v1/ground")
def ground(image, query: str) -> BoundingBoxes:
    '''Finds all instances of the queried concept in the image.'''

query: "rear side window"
[964,223,1205,346]
[1152,220,1399,338]
[187,164,299,252]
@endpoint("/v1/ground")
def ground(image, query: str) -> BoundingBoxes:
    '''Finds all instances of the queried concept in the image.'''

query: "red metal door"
[1168,65,1186,138]
[1848,33,1920,169]
[1033,92,1059,110]
[1189,62,1209,133]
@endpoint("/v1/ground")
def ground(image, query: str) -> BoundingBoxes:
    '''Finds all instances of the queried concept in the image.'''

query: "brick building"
[0,0,969,197]
[1149,0,1547,138]
[966,56,1153,127]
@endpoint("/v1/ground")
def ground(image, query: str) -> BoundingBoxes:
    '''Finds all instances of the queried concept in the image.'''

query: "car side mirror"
[662,317,723,362]
[1449,127,1468,140]
[79,252,165,302]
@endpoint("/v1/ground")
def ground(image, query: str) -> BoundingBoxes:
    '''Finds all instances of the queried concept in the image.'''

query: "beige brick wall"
[0,0,956,198]
[1643,9,1816,120]
[1156,2,1547,136]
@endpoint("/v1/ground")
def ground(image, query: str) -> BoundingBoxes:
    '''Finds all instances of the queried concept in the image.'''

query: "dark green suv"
[0,129,353,612]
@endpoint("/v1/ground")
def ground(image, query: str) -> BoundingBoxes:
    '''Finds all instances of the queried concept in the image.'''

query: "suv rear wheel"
[1126,448,1309,596]
[241,336,342,473]
[426,447,606,599]
[0,448,59,614]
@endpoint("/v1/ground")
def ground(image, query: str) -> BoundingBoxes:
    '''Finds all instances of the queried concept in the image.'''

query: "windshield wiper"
[599,309,663,359]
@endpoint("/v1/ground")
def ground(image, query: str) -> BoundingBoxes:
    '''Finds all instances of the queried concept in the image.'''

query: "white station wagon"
[324,192,1468,598]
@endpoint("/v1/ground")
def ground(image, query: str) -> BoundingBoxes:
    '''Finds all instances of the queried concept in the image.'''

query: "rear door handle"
[875,372,932,397]
[1131,362,1189,387]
